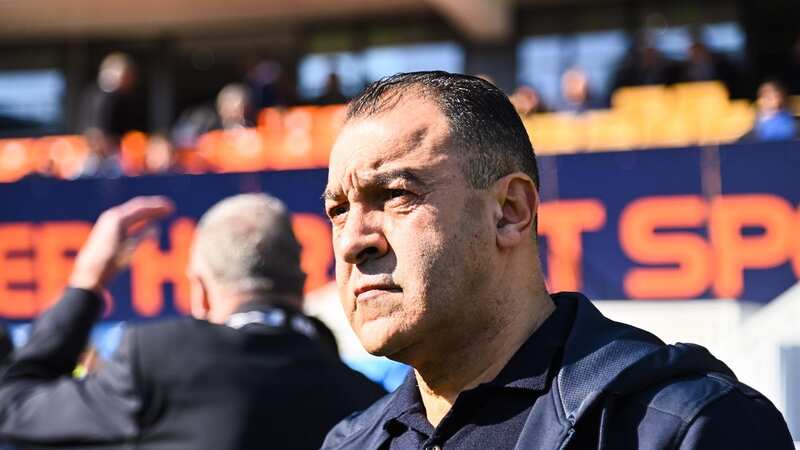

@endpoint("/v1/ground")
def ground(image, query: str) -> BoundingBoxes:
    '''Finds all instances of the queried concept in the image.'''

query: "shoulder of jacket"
[631,372,750,423]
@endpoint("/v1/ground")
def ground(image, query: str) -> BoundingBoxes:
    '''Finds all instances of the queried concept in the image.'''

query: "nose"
[336,206,388,266]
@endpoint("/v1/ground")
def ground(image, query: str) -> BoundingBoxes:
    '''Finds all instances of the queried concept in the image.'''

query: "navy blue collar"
[383,296,575,431]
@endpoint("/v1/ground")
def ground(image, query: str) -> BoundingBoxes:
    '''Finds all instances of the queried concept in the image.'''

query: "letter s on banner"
[620,195,711,299]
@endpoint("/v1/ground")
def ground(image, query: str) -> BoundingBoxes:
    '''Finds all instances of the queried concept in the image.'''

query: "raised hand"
[69,196,175,293]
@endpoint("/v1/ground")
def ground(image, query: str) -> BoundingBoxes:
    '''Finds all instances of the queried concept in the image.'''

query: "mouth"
[354,284,402,303]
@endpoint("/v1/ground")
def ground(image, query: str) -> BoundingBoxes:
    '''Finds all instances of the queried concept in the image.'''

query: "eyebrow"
[322,168,427,202]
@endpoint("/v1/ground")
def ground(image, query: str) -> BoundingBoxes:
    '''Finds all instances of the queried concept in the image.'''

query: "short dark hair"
[345,71,540,190]
[760,78,788,98]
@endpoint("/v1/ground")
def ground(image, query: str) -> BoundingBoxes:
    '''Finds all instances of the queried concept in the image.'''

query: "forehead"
[327,97,455,192]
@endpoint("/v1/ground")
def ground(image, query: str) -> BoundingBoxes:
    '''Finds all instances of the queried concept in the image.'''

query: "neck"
[413,283,554,426]
[208,290,302,324]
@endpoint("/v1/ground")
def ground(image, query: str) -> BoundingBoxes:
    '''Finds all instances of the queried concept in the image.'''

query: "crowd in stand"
[509,34,799,144]
[6,31,800,181]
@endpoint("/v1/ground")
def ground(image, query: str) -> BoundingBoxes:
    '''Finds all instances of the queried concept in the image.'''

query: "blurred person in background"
[677,34,740,95]
[142,134,179,175]
[320,71,793,450]
[746,79,798,142]
[216,83,256,130]
[244,60,286,109]
[556,68,601,113]
[0,194,385,450]
[77,52,143,178]
[317,73,348,105]
[784,34,800,96]
[509,85,548,116]
[171,83,255,149]
[612,37,679,89]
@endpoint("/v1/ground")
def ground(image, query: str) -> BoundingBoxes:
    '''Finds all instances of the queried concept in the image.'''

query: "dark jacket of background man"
[0,288,384,450]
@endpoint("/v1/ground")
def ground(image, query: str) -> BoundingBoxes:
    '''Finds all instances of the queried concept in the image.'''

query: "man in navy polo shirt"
[321,71,794,449]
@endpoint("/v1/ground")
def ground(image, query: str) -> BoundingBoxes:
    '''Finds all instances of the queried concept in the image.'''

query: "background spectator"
[316,73,348,105]
[677,34,741,95]
[613,38,679,89]
[748,79,797,142]
[557,68,601,113]
[509,85,548,116]
[216,83,255,130]
[171,83,255,149]
[244,60,286,109]
[0,195,385,449]
[784,34,800,96]
[77,52,143,178]
[143,134,179,175]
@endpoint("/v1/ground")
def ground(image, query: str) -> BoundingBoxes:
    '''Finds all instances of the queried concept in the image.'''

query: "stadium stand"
[0,81,761,181]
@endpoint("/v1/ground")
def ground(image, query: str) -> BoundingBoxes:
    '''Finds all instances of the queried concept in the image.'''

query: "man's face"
[324,96,494,361]
[758,83,783,115]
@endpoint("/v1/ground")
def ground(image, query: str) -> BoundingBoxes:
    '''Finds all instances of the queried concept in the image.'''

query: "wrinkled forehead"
[326,99,453,192]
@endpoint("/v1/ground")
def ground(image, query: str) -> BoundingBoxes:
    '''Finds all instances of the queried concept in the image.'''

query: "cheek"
[385,206,444,258]
[335,260,355,310]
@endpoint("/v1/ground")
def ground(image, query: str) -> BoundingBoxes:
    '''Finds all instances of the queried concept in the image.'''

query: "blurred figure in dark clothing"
[784,34,800,96]
[677,36,741,95]
[245,60,285,109]
[171,83,256,149]
[509,85,548,116]
[613,39,679,89]
[171,104,218,149]
[556,68,601,113]
[682,41,718,81]
[316,73,348,105]
[747,79,797,142]
[0,195,385,450]
[77,52,143,178]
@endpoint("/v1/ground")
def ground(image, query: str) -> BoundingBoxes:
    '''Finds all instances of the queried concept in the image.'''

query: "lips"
[354,283,402,302]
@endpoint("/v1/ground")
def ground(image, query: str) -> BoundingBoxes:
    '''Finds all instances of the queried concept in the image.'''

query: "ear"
[188,271,211,321]
[491,172,538,249]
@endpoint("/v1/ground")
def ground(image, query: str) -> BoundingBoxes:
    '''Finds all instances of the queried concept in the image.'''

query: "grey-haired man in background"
[0,194,384,450]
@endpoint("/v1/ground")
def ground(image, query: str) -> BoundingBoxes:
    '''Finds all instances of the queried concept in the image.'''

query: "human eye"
[326,202,350,221]
[381,188,418,209]
[385,188,411,200]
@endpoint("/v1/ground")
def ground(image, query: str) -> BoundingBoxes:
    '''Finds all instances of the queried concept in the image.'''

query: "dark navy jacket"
[0,288,385,450]
[322,293,794,450]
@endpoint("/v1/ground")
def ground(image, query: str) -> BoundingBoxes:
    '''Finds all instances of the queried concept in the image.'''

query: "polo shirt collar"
[488,298,572,391]
[384,370,423,429]
[383,296,574,431]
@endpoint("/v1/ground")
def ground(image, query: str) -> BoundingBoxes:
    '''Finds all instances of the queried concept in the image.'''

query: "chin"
[356,319,412,359]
